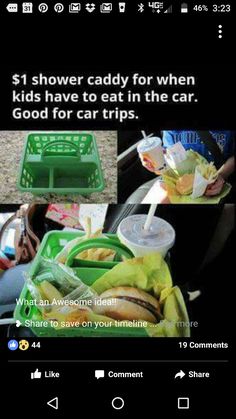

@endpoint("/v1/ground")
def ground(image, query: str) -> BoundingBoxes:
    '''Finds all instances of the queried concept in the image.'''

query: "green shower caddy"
[14,231,148,337]
[17,133,105,195]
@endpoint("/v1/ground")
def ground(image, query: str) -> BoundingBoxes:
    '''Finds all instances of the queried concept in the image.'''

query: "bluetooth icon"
[138,3,144,13]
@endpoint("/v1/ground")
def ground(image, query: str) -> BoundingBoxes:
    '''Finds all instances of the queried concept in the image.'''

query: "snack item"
[137,137,165,172]
[93,286,161,323]
[55,217,115,264]
[43,305,91,326]
[176,174,195,195]
[191,163,218,199]
[197,162,218,183]
[37,280,63,303]
[78,246,115,262]
[117,214,175,258]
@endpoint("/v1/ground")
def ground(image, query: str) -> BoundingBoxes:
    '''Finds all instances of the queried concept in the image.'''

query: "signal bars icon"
[164,5,172,13]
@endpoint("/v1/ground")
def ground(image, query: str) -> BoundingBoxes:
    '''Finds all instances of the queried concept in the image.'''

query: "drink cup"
[117,214,175,258]
[137,137,165,172]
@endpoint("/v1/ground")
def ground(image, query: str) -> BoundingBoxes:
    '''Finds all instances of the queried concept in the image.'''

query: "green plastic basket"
[14,231,148,337]
[17,133,105,195]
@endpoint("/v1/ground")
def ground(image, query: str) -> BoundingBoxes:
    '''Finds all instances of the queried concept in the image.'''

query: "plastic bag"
[24,256,98,324]
[36,257,98,299]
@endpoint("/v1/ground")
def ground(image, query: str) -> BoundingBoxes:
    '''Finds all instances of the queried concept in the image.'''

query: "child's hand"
[204,175,225,196]
[140,155,156,173]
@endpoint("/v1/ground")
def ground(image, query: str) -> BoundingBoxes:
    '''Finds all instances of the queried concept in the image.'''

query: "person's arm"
[205,156,235,196]
[218,156,235,179]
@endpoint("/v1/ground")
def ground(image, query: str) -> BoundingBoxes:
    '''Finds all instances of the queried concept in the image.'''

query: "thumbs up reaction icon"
[31,369,42,379]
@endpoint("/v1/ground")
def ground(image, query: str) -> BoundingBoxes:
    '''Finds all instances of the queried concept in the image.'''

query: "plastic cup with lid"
[117,214,175,258]
[137,137,165,173]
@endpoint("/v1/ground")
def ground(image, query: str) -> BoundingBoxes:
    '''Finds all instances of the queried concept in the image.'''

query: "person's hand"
[140,149,166,174]
[140,155,157,173]
[204,175,225,196]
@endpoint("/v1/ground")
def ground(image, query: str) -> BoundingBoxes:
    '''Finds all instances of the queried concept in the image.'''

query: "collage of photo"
[0,129,235,340]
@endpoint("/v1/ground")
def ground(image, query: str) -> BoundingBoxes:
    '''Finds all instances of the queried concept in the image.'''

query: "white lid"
[118,215,175,249]
[137,137,162,153]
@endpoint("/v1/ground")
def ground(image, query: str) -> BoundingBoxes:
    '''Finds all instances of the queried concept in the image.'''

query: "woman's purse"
[0,204,43,265]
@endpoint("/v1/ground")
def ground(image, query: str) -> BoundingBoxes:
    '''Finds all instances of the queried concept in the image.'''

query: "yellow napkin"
[162,170,231,204]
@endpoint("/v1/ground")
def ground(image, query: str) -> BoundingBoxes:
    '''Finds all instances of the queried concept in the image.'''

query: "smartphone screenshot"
[0,1,235,415]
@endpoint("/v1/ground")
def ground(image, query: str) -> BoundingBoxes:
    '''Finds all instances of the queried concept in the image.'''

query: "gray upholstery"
[0,264,29,306]
[125,179,157,204]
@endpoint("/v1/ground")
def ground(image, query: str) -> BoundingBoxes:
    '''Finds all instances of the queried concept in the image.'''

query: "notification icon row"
[6,3,127,14]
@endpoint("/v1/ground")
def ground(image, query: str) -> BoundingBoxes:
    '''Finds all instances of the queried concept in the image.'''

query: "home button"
[111,397,125,410]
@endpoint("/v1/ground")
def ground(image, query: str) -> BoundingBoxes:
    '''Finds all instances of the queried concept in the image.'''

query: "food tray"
[14,231,147,337]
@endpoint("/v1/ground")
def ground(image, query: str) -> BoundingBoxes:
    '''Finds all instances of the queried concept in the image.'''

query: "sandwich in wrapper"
[93,286,162,323]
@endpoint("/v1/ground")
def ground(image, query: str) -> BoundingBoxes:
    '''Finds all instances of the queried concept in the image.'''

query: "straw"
[141,130,147,139]
[144,204,158,231]
[0,318,16,325]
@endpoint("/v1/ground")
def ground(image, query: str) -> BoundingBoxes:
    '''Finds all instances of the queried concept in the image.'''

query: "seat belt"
[196,131,225,169]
